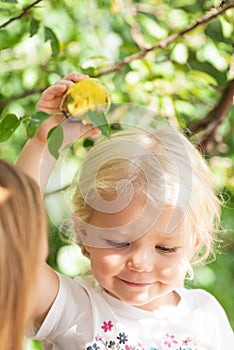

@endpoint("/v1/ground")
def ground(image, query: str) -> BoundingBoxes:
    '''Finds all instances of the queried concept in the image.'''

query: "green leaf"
[30,19,40,37]
[26,111,50,138]
[44,27,59,57]
[188,58,227,87]
[0,114,20,142]
[205,19,226,43]
[2,0,17,3]
[81,67,97,76]
[83,138,94,148]
[47,125,64,159]
[87,111,112,138]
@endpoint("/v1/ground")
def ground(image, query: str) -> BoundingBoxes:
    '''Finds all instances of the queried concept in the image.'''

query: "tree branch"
[0,88,44,108]
[0,0,43,29]
[93,2,234,78]
[187,79,234,154]
[187,80,234,135]
[197,80,234,154]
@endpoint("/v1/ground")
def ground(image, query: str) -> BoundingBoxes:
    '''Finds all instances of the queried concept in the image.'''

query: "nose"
[127,247,154,273]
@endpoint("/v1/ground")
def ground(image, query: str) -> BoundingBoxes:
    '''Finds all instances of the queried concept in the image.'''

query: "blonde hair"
[0,160,47,350]
[72,125,221,265]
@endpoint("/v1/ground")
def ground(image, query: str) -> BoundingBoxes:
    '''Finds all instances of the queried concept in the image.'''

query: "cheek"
[90,250,124,276]
[156,255,188,282]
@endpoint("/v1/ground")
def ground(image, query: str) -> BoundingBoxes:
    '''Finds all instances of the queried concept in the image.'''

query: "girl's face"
[85,197,197,311]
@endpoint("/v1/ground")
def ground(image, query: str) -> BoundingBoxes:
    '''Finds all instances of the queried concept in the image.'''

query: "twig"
[44,184,71,198]
[187,79,234,154]
[187,79,234,135]
[0,0,43,29]
[197,80,234,153]
[0,88,44,108]
[93,2,234,78]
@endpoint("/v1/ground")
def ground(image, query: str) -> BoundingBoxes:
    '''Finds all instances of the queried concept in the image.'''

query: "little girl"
[17,73,234,350]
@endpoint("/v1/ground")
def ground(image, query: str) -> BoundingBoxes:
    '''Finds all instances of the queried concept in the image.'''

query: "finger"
[54,80,74,87]
[80,124,101,138]
[39,84,68,102]
[61,72,89,83]
[35,114,66,143]
[40,74,89,101]
[37,96,64,112]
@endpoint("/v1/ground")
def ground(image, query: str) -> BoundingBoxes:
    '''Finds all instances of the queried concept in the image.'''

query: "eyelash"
[155,245,177,253]
[105,241,177,253]
[105,240,130,248]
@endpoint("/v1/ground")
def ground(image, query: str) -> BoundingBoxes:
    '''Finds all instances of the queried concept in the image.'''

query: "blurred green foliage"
[0,1,234,348]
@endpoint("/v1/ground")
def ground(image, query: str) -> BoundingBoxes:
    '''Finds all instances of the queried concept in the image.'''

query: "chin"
[115,291,156,308]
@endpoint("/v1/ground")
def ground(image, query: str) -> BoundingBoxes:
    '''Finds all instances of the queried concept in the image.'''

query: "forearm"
[17,118,97,192]
[16,73,95,191]
[16,137,56,192]
[16,113,65,191]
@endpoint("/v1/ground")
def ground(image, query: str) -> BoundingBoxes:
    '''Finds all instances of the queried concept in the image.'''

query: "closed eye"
[104,240,130,248]
[155,245,177,253]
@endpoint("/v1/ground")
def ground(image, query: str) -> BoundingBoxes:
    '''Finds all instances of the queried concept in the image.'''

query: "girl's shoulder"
[177,287,226,315]
[179,287,219,301]
[74,274,102,291]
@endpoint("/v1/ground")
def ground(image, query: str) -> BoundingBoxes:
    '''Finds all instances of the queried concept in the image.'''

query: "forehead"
[84,195,187,247]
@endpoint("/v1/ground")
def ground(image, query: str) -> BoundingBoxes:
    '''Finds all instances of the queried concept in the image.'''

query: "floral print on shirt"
[85,320,200,350]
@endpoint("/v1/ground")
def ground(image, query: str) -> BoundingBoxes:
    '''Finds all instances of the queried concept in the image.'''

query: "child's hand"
[34,73,101,144]
[36,72,89,114]
[17,73,100,189]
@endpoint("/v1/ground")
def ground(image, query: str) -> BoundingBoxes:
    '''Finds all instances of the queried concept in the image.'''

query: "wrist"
[30,134,48,147]
[35,114,66,144]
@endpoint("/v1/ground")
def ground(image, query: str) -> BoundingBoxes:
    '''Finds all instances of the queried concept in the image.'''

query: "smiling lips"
[119,278,153,287]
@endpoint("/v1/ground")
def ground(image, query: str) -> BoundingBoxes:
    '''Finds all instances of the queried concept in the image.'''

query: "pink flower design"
[182,337,192,346]
[101,320,113,332]
[164,334,178,348]
[95,333,103,342]
[125,345,131,350]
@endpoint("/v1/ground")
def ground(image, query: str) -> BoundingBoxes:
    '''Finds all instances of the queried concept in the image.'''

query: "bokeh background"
[0,1,234,349]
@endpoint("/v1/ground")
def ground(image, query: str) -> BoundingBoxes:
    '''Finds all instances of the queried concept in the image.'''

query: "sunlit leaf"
[60,78,112,136]
[60,78,111,119]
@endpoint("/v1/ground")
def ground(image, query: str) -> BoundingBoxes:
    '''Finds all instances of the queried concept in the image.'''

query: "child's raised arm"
[16,73,99,328]
[17,72,99,191]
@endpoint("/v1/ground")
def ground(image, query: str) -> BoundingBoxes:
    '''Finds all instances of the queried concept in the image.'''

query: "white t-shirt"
[32,273,234,350]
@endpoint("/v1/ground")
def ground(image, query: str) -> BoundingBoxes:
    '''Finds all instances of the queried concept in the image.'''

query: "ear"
[194,236,201,249]
[191,236,201,256]
[186,234,201,260]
